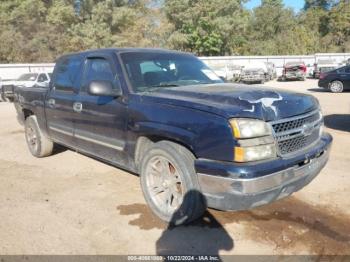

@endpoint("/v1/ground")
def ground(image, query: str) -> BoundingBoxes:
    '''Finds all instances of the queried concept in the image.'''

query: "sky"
[245,0,305,11]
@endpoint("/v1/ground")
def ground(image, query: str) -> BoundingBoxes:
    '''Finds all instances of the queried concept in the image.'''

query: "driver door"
[74,54,129,166]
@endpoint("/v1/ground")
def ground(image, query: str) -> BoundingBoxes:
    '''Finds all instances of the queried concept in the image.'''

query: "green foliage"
[0,0,349,62]
[164,0,249,55]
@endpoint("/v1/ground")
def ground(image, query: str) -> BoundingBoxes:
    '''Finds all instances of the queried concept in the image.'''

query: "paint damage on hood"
[141,83,319,121]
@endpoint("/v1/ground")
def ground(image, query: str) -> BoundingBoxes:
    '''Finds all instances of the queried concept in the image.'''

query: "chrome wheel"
[329,81,343,93]
[26,125,38,153]
[144,155,184,215]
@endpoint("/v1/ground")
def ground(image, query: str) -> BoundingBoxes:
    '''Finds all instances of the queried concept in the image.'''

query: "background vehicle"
[1,72,52,102]
[227,64,243,82]
[281,61,306,81]
[13,48,332,225]
[313,59,339,79]
[240,62,267,84]
[264,62,277,80]
[318,65,350,93]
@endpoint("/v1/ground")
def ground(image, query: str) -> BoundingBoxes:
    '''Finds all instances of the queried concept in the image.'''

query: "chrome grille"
[271,110,323,156]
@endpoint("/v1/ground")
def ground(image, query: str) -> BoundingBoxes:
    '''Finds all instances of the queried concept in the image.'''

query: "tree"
[324,0,350,51]
[164,0,249,56]
[304,0,332,10]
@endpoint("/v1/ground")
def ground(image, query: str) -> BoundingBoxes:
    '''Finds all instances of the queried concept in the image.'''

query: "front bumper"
[285,72,305,79]
[196,132,332,211]
[241,75,264,82]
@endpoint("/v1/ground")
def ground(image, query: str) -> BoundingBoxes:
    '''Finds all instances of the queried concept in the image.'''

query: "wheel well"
[328,79,343,86]
[134,135,197,169]
[22,109,34,119]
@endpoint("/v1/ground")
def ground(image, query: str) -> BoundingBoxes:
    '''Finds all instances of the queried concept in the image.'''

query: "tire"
[140,141,206,225]
[329,80,344,93]
[24,115,54,157]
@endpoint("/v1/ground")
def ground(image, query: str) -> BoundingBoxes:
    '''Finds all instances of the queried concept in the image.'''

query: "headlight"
[234,144,276,162]
[230,119,272,138]
[230,118,276,162]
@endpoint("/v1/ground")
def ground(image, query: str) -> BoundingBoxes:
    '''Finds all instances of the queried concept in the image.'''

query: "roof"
[57,48,191,60]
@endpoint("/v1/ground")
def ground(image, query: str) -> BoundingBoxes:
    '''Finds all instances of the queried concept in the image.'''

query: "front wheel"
[329,80,344,93]
[140,141,206,225]
[25,115,54,157]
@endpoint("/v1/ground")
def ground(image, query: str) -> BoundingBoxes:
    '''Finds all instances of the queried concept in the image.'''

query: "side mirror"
[87,80,122,97]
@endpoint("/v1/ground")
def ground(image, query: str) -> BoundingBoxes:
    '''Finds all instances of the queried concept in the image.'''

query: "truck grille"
[271,110,323,156]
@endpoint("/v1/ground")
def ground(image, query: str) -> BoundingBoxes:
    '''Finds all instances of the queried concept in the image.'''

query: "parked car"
[313,59,339,79]
[281,62,307,81]
[227,64,243,82]
[14,48,332,225]
[264,62,277,80]
[240,62,267,84]
[1,72,52,102]
[318,65,350,93]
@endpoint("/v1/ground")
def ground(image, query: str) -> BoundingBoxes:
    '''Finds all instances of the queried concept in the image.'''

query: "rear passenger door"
[74,54,129,166]
[45,55,83,146]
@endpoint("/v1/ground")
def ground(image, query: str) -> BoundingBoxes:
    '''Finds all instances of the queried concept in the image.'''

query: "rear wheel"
[25,115,54,157]
[140,141,206,225]
[329,80,344,93]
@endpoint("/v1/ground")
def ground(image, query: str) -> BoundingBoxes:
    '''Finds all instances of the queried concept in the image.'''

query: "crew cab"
[13,48,332,225]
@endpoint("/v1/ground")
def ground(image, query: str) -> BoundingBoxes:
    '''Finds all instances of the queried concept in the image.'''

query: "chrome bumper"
[198,147,330,211]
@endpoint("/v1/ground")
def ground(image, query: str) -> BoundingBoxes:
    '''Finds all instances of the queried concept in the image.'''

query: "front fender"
[136,121,197,153]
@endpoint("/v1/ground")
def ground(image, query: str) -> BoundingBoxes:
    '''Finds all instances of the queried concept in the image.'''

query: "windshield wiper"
[151,83,179,88]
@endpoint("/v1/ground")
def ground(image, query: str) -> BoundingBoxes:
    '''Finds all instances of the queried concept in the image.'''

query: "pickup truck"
[13,48,332,225]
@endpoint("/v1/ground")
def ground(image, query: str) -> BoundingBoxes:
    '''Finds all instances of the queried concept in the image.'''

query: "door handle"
[47,99,55,108]
[73,102,83,113]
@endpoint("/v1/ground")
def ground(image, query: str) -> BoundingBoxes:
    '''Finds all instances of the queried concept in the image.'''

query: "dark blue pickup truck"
[13,48,332,225]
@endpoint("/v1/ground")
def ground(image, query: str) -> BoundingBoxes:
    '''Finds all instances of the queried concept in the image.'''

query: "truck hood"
[14,81,36,87]
[142,83,319,121]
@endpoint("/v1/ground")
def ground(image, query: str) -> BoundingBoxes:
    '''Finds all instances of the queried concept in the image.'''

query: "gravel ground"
[0,79,349,256]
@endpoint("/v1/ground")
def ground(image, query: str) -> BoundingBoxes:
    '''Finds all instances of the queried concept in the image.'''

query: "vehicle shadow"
[324,114,350,132]
[117,195,350,255]
[51,144,68,156]
[155,190,234,257]
[307,88,329,93]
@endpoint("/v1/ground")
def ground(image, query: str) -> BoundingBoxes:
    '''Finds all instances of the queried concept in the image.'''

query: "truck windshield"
[18,73,38,81]
[120,52,223,92]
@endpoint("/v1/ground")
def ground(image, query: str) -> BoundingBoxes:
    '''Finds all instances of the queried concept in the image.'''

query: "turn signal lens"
[234,144,276,162]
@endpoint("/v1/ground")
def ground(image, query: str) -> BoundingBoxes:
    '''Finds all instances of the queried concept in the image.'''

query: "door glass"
[54,56,83,91]
[38,74,48,82]
[82,58,116,91]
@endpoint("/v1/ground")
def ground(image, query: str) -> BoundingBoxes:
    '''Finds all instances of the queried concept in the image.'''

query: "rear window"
[53,56,83,91]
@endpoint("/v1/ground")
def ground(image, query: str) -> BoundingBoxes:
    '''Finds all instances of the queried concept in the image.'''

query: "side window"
[37,73,48,82]
[54,56,83,91]
[82,58,116,91]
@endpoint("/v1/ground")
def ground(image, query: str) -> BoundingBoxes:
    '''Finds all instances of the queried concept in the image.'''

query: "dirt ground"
[0,79,349,256]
